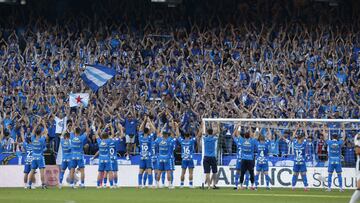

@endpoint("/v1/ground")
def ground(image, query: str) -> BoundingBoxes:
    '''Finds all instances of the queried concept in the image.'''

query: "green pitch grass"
[0,187,353,203]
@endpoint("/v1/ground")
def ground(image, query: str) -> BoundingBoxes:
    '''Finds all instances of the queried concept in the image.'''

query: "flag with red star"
[69,93,89,107]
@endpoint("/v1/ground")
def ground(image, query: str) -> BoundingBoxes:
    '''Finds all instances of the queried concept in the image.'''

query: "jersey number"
[142,145,148,152]
[110,148,115,155]
[183,146,190,155]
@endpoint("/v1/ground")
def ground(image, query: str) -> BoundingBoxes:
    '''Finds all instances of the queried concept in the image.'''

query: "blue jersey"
[269,139,279,155]
[151,134,158,161]
[156,137,173,161]
[109,137,120,161]
[70,133,87,160]
[233,137,242,160]
[240,137,256,160]
[256,141,270,164]
[327,140,343,164]
[31,135,46,160]
[178,137,195,160]
[23,142,33,165]
[203,135,218,157]
[139,132,154,160]
[170,138,176,159]
[293,139,307,165]
[60,138,72,161]
[97,138,111,162]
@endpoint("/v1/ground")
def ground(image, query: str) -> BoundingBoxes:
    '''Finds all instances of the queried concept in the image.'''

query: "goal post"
[199,118,360,188]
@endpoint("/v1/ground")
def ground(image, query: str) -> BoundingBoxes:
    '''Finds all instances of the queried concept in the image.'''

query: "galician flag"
[69,93,89,107]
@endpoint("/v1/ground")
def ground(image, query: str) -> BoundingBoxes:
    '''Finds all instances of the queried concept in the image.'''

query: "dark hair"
[35,128,42,136]
[144,128,150,134]
[184,133,190,138]
[207,128,213,135]
[75,127,81,134]
[101,132,109,139]
[332,134,339,140]
[244,132,250,138]
[64,132,70,139]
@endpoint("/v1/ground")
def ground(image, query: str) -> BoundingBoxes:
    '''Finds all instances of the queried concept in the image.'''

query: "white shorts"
[125,134,135,144]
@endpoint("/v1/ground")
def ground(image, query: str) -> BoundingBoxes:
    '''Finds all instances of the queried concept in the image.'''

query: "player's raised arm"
[213,122,220,136]
[20,127,25,142]
[341,123,346,141]
[197,120,204,138]
[84,118,91,137]
[109,123,115,138]
[147,118,159,135]
[0,124,4,141]
[32,121,39,136]
[94,123,101,139]
[266,126,272,141]
[233,122,241,138]
[41,118,48,138]
[139,117,147,132]
[117,123,125,138]
[302,122,308,139]
[173,122,180,138]
[292,124,300,139]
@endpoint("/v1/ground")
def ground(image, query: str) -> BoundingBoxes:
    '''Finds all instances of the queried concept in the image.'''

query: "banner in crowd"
[0,165,357,189]
[80,64,116,92]
[55,116,67,134]
[69,93,89,107]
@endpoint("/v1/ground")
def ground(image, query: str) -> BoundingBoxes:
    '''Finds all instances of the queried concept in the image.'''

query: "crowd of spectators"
[0,0,359,165]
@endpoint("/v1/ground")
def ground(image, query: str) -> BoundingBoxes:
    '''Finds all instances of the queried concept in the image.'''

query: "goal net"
[200,118,360,188]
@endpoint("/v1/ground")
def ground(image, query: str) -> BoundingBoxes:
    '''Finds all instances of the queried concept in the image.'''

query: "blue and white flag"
[81,64,116,91]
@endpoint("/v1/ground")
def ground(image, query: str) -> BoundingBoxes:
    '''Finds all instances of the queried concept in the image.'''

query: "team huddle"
[21,119,347,192]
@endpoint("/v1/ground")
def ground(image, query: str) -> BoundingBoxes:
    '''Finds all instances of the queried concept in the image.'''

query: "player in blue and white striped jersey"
[155,123,175,189]
[291,124,309,191]
[174,123,195,188]
[27,119,48,189]
[324,125,345,192]
[58,131,72,188]
[19,127,34,189]
[138,117,158,188]
[254,128,271,190]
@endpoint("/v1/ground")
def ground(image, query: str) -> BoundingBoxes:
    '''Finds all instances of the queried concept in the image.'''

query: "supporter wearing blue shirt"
[122,114,138,160]
[269,133,280,156]
[235,125,257,190]
[198,121,219,189]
